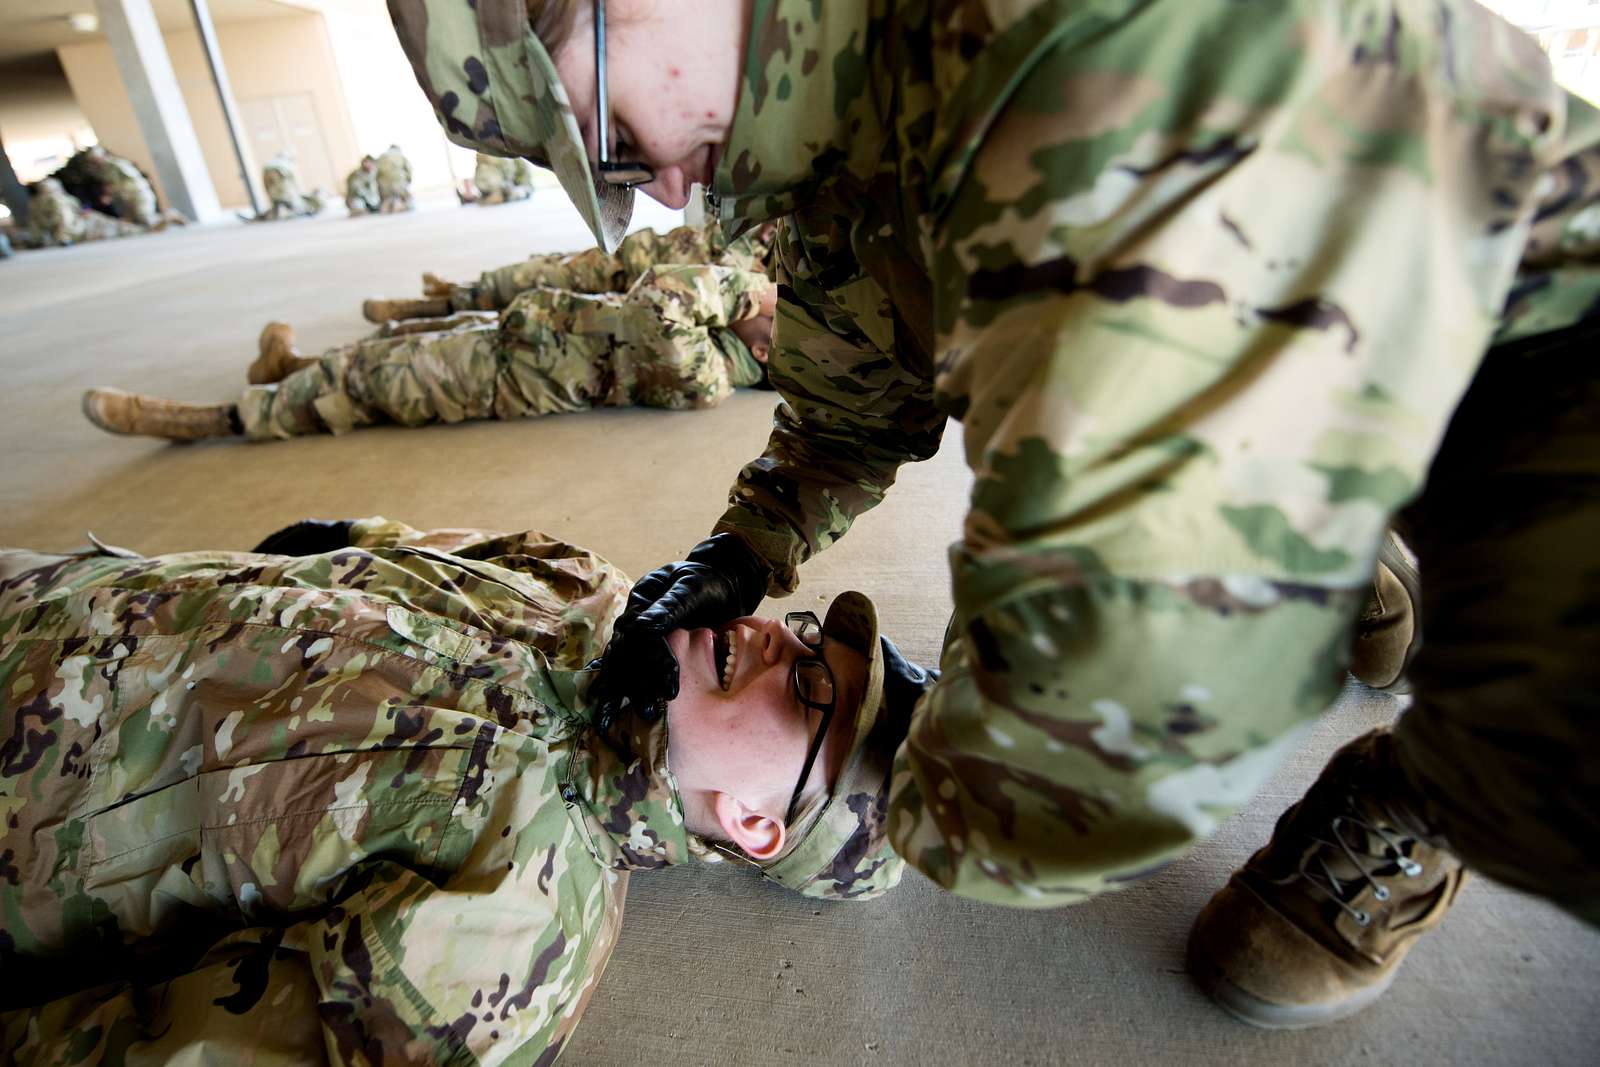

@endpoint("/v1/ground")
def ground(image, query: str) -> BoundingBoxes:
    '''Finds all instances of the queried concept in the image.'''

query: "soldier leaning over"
[391,0,1600,1029]
[0,518,923,1063]
[80,262,778,443]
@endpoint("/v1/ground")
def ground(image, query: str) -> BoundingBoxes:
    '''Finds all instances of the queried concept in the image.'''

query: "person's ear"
[712,792,786,860]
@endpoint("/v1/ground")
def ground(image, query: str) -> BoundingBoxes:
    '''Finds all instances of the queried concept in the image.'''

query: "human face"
[552,0,748,209]
[665,617,863,816]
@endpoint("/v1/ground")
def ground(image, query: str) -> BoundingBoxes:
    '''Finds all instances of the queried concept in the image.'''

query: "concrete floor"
[3,197,1596,1065]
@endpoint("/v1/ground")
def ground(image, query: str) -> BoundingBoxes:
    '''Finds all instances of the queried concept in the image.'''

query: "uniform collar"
[712,0,885,223]
[562,671,691,871]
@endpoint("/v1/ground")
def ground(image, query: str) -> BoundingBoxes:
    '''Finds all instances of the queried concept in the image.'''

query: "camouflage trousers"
[236,323,591,441]
[452,249,626,312]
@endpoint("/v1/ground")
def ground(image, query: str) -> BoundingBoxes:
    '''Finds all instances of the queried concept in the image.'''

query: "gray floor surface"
[2,197,1595,1065]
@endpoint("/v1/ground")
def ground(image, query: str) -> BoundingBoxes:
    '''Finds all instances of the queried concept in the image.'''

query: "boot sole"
[81,391,131,436]
[1372,530,1422,695]
[1186,934,1398,1030]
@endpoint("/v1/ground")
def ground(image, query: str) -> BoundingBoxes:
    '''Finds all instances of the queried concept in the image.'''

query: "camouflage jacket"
[0,520,692,1065]
[95,153,160,228]
[377,148,413,198]
[461,221,775,310]
[707,0,1600,904]
[346,162,380,212]
[262,158,309,211]
[20,180,82,248]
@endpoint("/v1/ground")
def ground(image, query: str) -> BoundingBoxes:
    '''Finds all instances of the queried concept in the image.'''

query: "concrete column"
[94,0,223,222]
[188,0,262,215]
[0,130,29,228]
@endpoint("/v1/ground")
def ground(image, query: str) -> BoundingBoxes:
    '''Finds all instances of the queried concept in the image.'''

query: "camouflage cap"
[758,591,907,901]
[386,0,632,251]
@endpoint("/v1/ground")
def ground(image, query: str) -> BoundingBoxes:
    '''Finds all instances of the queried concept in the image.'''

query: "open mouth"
[712,628,737,691]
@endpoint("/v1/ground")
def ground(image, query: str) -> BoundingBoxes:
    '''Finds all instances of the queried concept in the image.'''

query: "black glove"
[588,533,771,727]
[251,519,355,556]
[879,636,939,726]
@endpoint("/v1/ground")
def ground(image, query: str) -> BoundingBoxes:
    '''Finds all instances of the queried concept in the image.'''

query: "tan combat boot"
[1350,530,1421,692]
[82,388,237,442]
[247,322,318,385]
[362,295,451,324]
[1188,729,1466,1029]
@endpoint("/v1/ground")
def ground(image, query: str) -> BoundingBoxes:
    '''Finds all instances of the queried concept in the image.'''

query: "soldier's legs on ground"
[1188,319,1600,1028]
[345,329,501,428]
[238,328,503,440]
[237,347,365,440]
[363,296,452,324]
[376,311,499,338]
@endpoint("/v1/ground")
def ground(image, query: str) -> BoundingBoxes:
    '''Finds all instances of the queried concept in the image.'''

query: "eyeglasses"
[783,611,836,826]
[592,0,655,188]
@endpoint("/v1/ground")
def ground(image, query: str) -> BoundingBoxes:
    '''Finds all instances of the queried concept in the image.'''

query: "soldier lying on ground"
[13,178,146,249]
[80,263,778,443]
[363,219,774,322]
[52,146,187,230]
[0,517,928,1064]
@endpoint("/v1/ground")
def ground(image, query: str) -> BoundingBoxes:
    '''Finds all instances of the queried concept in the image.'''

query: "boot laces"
[1295,795,1423,927]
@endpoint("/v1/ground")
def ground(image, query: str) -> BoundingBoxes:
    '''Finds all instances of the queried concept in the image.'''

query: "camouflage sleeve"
[885,2,1575,905]
[626,264,772,328]
[1497,92,1600,343]
[719,222,776,273]
[712,222,947,591]
[615,227,663,281]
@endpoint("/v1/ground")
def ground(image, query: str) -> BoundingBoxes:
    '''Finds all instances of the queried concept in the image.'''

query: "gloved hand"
[251,519,355,556]
[588,533,771,727]
[879,636,939,725]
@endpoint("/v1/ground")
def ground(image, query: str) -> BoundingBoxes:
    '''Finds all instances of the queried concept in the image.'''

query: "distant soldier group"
[7,145,185,251]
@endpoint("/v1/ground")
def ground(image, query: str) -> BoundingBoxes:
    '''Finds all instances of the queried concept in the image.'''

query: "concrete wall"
[0,55,97,182]
[307,0,478,195]
[57,11,361,210]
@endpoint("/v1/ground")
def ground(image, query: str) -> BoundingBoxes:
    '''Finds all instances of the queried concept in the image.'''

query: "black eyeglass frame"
[783,611,836,826]
[592,0,656,187]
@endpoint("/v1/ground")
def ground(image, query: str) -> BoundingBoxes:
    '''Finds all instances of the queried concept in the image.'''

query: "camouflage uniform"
[17,179,143,248]
[473,153,534,204]
[94,150,161,228]
[240,264,770,440]
[390,0,1600,914]
[377,146,415,212]
[259,157,322,220]
[0,521,657,1064]
[345,156,381,215]
[450,221,773,313]
[0,520,907,1062]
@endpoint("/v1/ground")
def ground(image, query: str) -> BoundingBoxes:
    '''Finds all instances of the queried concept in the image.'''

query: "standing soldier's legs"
[1189,320,1600,1027]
